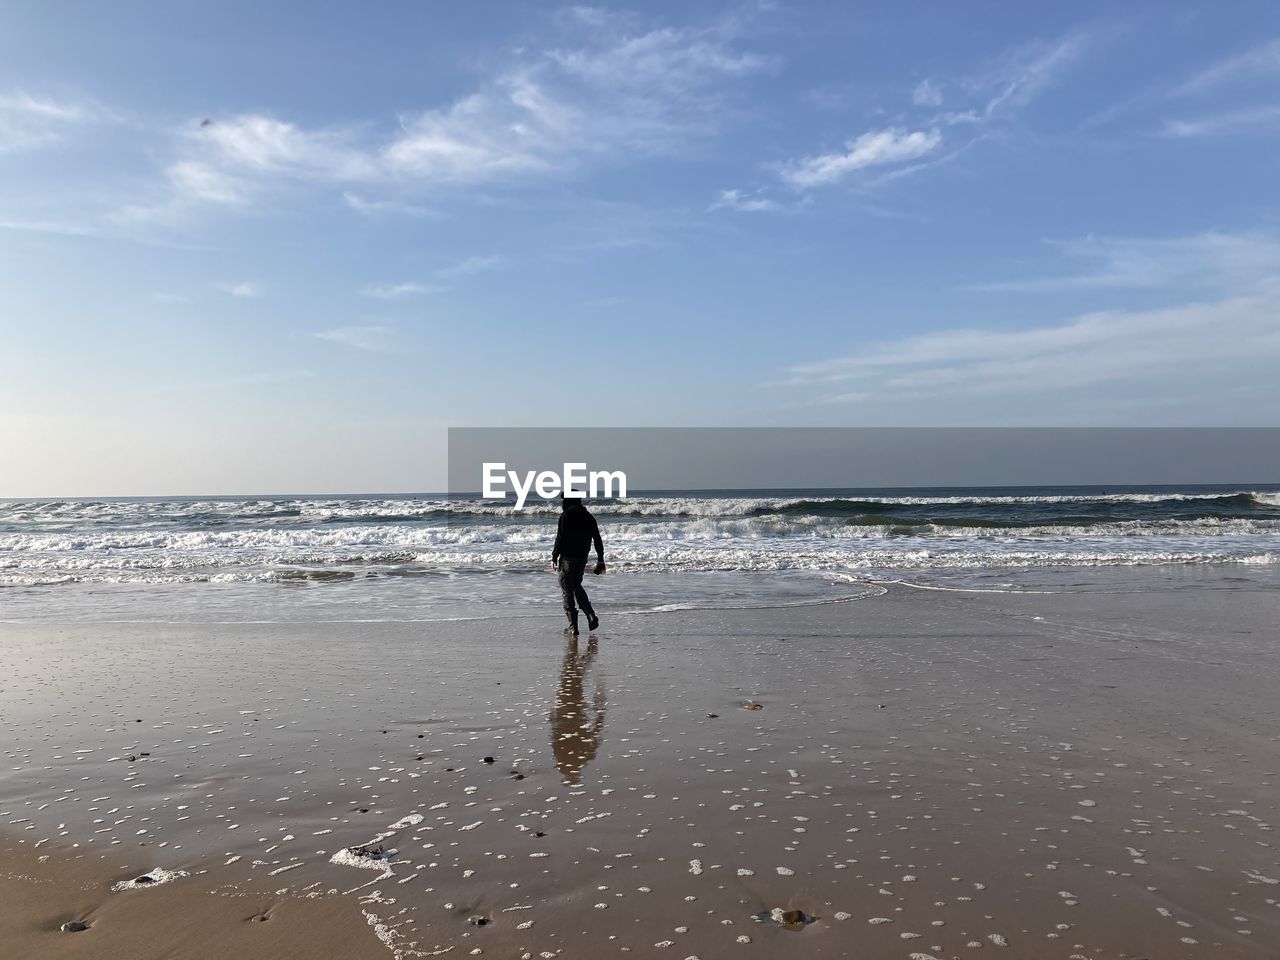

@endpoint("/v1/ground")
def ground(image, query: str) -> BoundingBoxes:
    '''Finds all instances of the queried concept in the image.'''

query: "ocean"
[2,484,1279,623]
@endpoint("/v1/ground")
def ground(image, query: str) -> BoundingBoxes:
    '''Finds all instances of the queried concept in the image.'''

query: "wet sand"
[2,580,1279,958]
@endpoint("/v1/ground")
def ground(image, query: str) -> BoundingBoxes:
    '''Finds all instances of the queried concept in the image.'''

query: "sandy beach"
[2,578,1278,959]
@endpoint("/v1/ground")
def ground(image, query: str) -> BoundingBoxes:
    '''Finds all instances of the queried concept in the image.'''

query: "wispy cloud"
[781,286,1280,405]
[218,281,261,298]
[197,115,375,180]
[971,231,1280,293]
[547,20,776,94]
[1162,104,1280,138]
[1088,36,1280,134]
[781,128,941,189]
[911,79,943,108]
[1172,36,1280,97]
[381,76,571,183]
[436,254,502,279]
[709,188,784,213]
[5,10,774,239]
[778,30,1091,191]
[0,216,104,238]
[361,281,434,299]
[387,13,775,178]
[359,256,500,300]
[971,32,1089,119]
[314,324,394,351]
[343,191,434,217]
[167,160,252,207]
[0,91,93,153]
[143,9,773,216]
[782,228,1280,408]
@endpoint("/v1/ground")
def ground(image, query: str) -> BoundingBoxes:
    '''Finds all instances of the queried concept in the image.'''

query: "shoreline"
[3,583,1278,958]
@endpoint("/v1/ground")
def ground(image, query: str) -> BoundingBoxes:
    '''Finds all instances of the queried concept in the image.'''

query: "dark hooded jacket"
[552,500,603,563]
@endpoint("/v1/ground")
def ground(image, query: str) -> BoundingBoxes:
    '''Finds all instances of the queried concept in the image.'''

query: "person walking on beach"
[551,494,605,635]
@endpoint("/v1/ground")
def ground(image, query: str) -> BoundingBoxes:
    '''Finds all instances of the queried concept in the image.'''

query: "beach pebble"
[768,908,813,925]
[61,921,89,932]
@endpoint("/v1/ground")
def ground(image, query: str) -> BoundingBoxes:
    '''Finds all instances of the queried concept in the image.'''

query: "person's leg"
[574,580,594,618]
[557,559,579,632]
[574,576,599,632]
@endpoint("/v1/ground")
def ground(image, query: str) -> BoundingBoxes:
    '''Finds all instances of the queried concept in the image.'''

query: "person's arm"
[551,514,564,565]
[591,514,605,573]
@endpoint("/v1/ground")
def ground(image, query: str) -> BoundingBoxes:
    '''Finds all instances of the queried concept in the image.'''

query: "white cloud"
[0,91,90,152]
[314,324,394,351]
[358,258,498,300]
[781,127,941,189]
[912,79,942,107]
[974,33,1088,119]
[1089,37,1280,132]
[1162,104,1280,138]
[361,281,433,299]
[436,255,501,279]
[782,287,1280,406]
[343,191,434,217]
[1173,36,1280,96]
[386,18,773,180]
[383,77,570,182]
[218,281,261,298]
[777,32,1089,193]
[149,10,770,209]
[782,230,1280,413]
[149,11,771,208]
[709,188,782,212]
[167,160,251,207]
[971,231,1280,294]
[12,9,771,235]
[547,23,775,94]
[196,115,374,179]
[0,216,103,238]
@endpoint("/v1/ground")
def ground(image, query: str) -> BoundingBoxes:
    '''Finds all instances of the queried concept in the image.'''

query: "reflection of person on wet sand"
[551,636,605,786]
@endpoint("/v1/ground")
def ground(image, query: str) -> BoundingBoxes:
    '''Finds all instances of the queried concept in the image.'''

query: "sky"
[3,1,1280,495]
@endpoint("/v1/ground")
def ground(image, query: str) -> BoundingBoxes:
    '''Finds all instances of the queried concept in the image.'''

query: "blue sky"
[3,1,1280,494]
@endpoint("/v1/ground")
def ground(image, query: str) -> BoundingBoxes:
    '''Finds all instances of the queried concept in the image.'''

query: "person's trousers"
[557,557,595,622]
